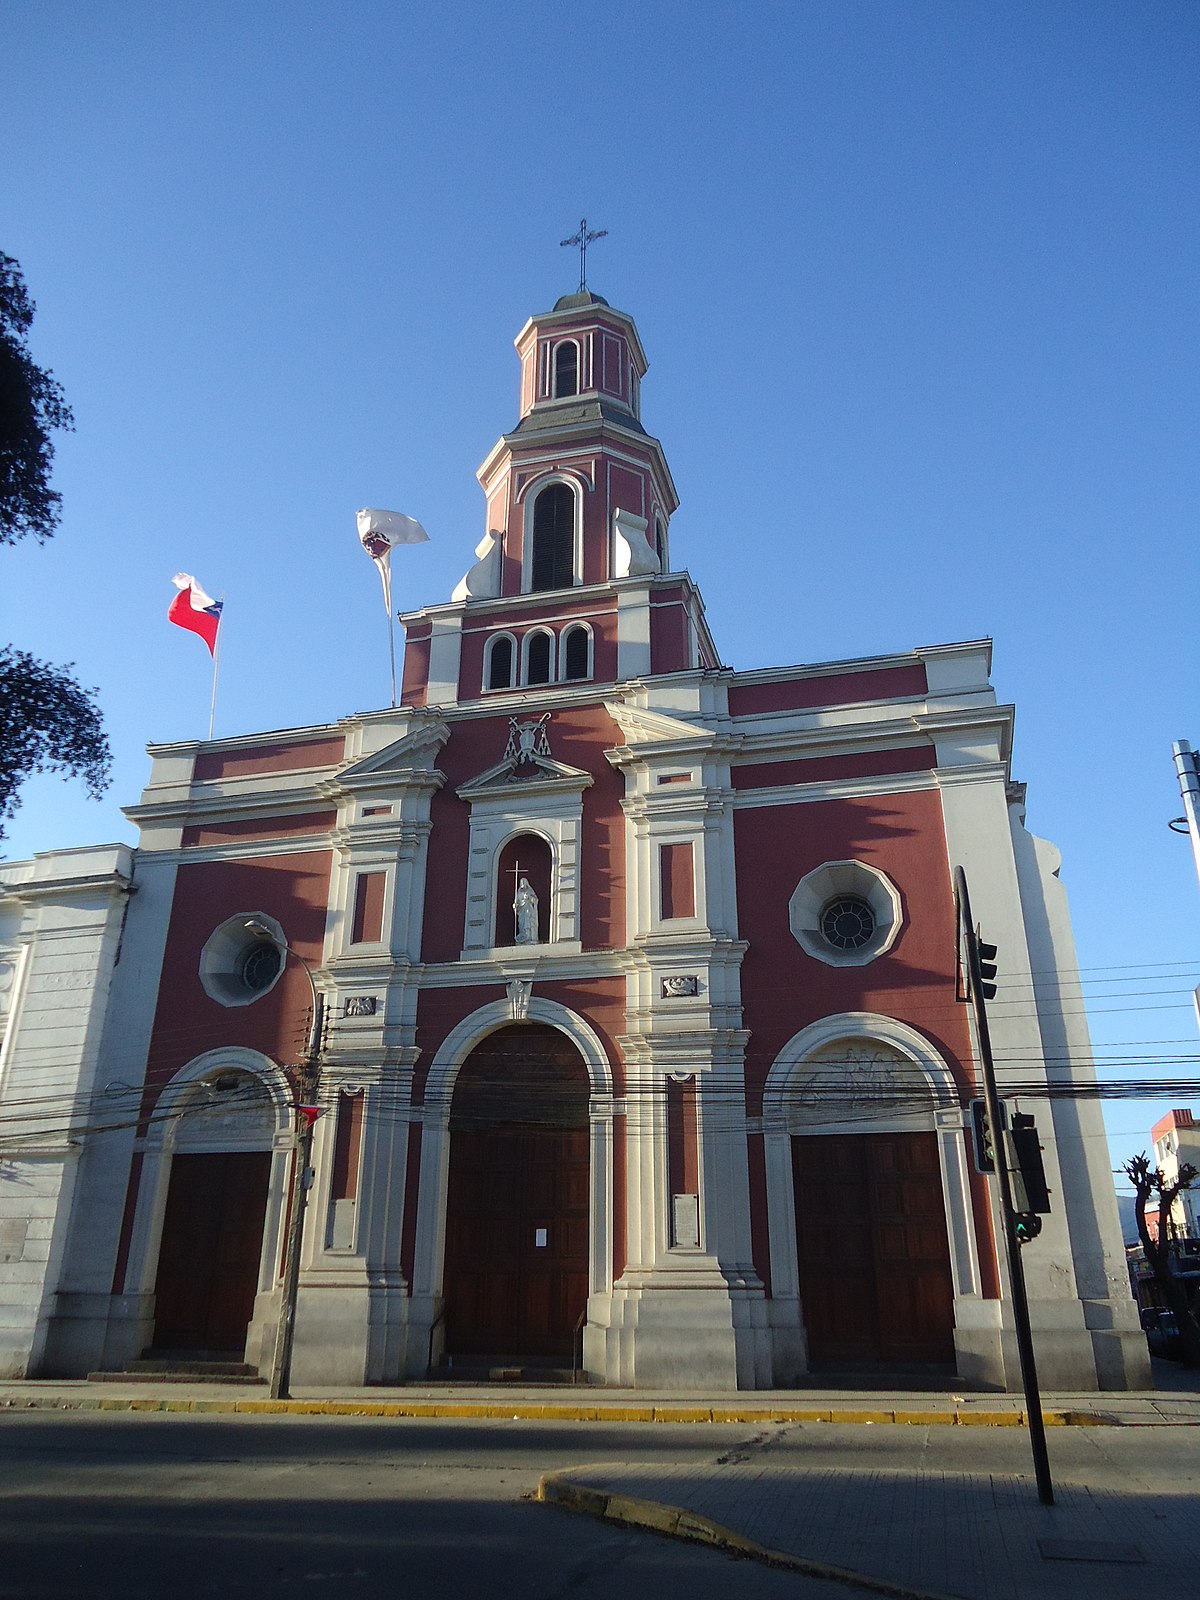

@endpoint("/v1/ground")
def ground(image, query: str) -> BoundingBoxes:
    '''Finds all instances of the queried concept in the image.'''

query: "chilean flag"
[168,573,223,656]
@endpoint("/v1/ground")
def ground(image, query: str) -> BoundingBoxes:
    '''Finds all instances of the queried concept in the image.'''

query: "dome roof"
[552,289,610,311]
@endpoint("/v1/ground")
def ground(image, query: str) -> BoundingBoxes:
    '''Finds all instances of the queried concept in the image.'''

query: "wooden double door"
[152,1150,272,1354]
[792,1131,956,1369]
[442,1024,590,1362]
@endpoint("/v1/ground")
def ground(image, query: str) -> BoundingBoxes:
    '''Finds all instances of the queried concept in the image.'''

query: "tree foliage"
[1124,1152,1200,1367]
[0,252,74,545]
[0,252,109,840]
[0,648,111,836]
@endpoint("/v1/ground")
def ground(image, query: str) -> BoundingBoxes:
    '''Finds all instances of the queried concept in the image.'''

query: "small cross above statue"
[560,217,607,292]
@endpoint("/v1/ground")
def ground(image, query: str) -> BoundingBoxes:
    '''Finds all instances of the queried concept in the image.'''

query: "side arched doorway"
[442,1023,590,1363]
[150,1068,279,1357]
[764,1023,972,1380]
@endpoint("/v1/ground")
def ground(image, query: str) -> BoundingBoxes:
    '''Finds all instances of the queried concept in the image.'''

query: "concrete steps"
[87,1355,265,1385]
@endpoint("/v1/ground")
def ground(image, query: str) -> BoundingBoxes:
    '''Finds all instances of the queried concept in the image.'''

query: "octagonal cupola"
[515,290,647,423]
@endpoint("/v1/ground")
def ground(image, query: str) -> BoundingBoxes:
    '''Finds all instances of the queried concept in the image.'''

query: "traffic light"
[1010,1112,1051,1214]
[1014,1213,1043,1244]
[976,939,998,1000]
[969,1098,998,1174]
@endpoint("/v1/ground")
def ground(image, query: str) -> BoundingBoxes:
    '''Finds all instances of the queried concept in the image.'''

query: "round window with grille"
[819,896,877,951]
[239,940,283,994]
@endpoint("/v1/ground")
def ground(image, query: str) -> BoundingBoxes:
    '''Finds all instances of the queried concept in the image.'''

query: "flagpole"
[388,606,397,707]
[208,604,223,740]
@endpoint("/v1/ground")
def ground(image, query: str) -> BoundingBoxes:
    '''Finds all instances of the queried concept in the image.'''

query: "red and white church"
[0,286,1147,1390]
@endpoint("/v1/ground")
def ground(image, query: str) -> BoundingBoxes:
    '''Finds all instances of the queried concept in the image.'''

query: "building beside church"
[0,287,1147,1390]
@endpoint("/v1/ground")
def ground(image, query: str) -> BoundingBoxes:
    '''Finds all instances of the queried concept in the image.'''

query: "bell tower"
[399,289,721,707]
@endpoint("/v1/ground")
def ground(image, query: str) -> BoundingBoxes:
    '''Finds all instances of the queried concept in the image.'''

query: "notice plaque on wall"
[672,1193,700,1249]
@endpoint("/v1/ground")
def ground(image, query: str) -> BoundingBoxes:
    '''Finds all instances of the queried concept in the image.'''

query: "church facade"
[0,289,1147,1390]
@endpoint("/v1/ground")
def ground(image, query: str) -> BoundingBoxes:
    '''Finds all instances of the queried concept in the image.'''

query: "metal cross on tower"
[560,217,608,292]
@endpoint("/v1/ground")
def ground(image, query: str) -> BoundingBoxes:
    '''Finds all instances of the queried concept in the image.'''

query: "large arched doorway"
[782,1037,957,1374]
[442,1023,590,1363]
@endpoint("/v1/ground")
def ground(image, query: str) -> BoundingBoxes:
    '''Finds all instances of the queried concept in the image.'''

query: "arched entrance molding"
[762,1013,980,1311]
[412,997,615,1323]
[124,1047,293,1304]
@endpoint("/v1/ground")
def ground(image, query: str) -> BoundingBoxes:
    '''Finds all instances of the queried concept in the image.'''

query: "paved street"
[3,1401,1199,1600]
[0,1412,848,1600]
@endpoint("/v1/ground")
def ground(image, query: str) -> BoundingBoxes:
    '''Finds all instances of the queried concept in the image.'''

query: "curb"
[537,1470,961,1600]
[0,1394,1122,1425]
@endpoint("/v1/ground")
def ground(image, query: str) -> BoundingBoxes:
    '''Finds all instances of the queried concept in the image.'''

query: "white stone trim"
[198,912,287,1007]
[123,1048,293,1309]
[787,860,903,968]
[424,612,463,707]
[761,1013,980,1323]
[559,620,595,683]
[520,626,557,686]
[521,473,584,593]
[482,631,518,691]
[733,771,938,808]
[411,997,615,1315]
[460,795,585,958]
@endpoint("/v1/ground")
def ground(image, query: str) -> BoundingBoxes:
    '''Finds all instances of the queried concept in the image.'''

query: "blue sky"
[4,1,1198,1190]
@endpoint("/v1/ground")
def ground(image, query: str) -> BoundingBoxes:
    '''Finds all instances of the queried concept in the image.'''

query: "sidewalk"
[1,1375,1199,1424]
[539,1443,1200,1600]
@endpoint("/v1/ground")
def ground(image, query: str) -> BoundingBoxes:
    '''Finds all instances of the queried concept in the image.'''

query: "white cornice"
[732,769,940,809]
[417,947,630,986]
[399,571,704,629]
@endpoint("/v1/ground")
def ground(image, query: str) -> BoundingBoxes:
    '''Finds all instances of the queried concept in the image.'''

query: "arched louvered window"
[562,625,590,682]
[553,340,579,398]
[485,634,515,691]
[530,483,576,592]
[655,516,667,571]
[525,630,553,685]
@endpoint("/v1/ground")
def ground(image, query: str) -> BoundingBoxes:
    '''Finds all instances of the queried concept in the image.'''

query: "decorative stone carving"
[505,978,532,1022]
[661,975,699,998]
[344,996,378,1017]
[504,713,551,765]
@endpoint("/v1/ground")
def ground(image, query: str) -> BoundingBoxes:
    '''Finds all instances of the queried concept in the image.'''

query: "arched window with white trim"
[561,623,592,682]
[483,632,516,691]
[530,482,576,592]
[553,339,580,398]
[523,628,554,686]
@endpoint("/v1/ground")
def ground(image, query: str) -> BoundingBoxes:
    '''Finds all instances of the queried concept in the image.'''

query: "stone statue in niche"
[513,876,540,944]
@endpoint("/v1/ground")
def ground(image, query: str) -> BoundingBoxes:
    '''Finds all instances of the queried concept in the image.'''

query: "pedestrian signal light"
[976,939,998,1000]
[1014,1213,1043,1244]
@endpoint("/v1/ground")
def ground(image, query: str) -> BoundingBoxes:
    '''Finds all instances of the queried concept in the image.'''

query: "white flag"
[357,508,430,616]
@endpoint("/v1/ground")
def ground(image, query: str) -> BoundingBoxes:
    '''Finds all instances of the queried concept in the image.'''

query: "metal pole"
[251,936,323,1403]
[1172,741,1200,891]
[388,609,397,708]
[207,609,222,741]
[954,866,1054,1506]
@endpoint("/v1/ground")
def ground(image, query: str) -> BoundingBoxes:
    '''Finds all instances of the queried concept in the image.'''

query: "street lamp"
[244,920,325,1400]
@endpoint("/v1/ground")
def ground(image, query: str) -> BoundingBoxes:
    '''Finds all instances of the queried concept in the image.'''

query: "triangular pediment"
[457,751,593,800]
[323,716,451,791]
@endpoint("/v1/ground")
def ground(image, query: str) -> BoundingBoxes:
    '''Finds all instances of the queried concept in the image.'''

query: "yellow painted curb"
[0,1393,1130,1427]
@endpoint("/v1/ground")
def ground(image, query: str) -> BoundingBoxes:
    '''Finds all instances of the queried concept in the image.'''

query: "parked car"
[1140,1308,1184,1360]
